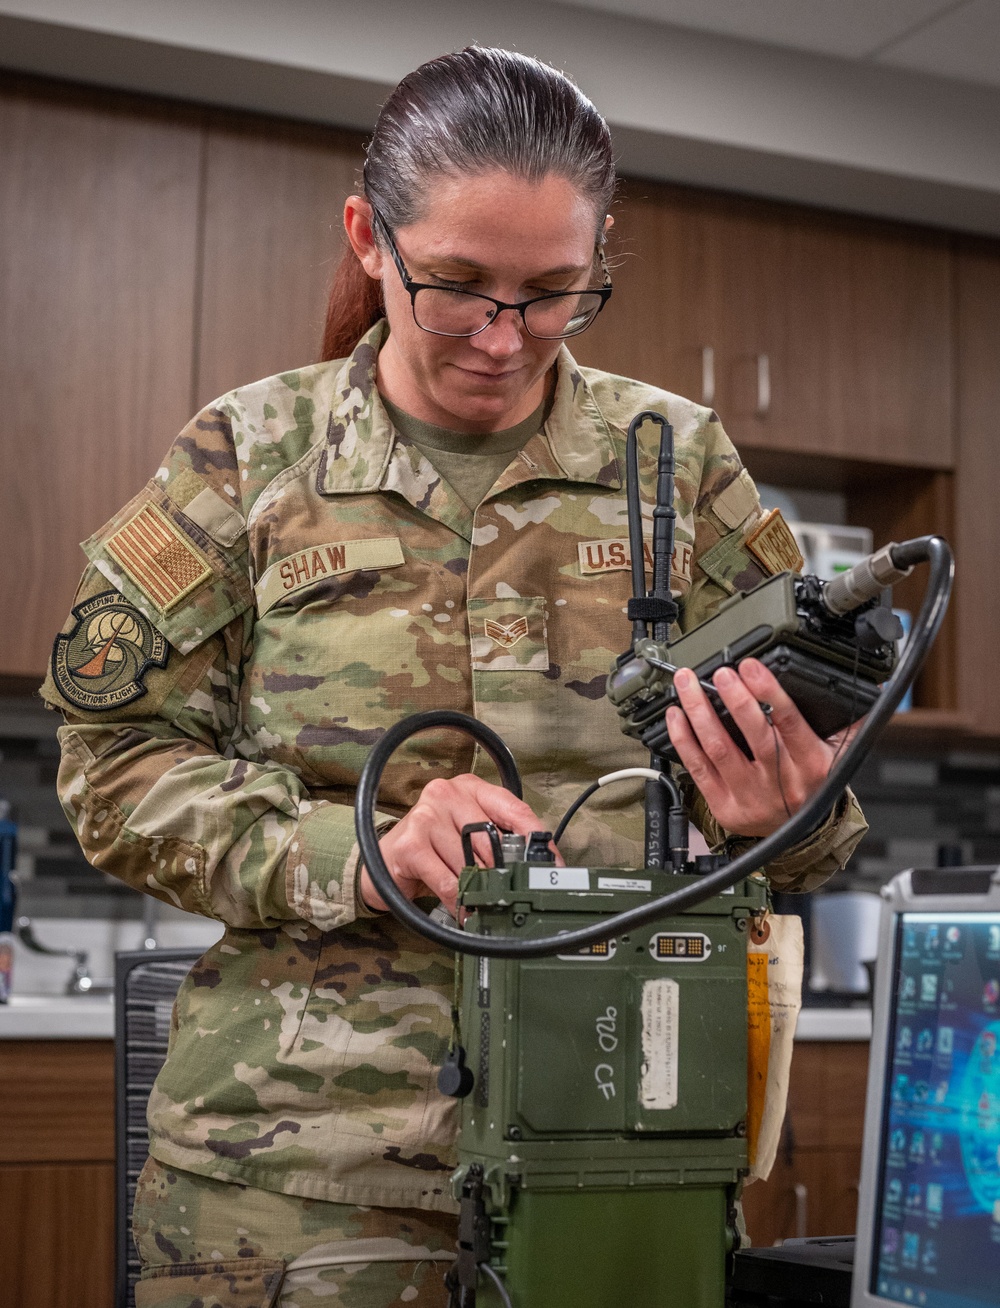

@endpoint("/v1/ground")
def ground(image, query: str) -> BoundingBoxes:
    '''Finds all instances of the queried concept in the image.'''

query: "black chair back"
[114,949,202,1308]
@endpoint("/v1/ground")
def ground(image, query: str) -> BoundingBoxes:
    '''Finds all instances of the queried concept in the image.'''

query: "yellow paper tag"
[745,508,805,576]
[745,913,804,1184]
[746,950,771,1169]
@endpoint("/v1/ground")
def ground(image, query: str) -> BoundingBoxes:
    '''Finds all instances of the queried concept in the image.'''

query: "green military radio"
[450,852,768,1306]
[356,412,954,1307]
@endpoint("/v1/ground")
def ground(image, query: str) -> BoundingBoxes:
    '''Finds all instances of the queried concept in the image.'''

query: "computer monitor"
[853,867,1000,1308]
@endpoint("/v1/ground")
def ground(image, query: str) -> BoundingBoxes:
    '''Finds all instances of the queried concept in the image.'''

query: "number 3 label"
[528,868,590,890]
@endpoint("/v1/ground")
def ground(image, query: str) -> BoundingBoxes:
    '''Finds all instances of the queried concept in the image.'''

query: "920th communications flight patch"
[51,591,169,710]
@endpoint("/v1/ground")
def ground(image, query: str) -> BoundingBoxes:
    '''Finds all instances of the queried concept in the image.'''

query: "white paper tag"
[598,876,652,892]
[640,978,679,1110]
[528,867,590,890]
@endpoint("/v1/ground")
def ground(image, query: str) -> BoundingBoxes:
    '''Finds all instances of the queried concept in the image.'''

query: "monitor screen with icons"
[869,911,1000,1307]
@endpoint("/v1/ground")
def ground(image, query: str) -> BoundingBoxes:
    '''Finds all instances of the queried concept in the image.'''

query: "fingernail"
[675,669,693,690]
[715,667,736,686]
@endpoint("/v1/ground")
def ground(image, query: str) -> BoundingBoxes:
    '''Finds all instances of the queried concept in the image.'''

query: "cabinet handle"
[701,346,715,407]
[794,1181,808,1239]
[756,353,771,417]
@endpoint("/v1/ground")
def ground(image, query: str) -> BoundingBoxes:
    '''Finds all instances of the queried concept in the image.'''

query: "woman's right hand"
[359,774,556,917]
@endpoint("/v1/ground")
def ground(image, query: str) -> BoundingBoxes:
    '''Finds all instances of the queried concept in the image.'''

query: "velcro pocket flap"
[697,528,768,597]
[710,468,759,531]
[83,483,252,653]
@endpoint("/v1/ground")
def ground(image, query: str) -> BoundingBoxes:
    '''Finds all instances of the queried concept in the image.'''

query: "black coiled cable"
[355,536,953,959]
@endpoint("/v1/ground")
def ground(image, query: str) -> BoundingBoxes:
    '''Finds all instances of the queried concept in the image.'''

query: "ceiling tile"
[547,0,960,59]
[876,0,1000,89]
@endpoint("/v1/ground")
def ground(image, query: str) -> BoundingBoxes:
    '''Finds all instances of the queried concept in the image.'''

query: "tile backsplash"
[845,748,1000,889]
[2,694,998,923]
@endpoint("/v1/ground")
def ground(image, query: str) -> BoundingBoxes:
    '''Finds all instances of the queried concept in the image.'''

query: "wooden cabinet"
[576,181,959,715]
[0,80,202,680]
[0,72,993,735]
[0,1039,115,1308]
[575,182,954,468]
[0,1035,865,1294]
[195,117,363,407]
[954,242,1000,738]
[742,1041,869,1246]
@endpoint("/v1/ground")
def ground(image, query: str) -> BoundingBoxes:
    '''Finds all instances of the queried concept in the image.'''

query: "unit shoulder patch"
[51,591,169,711]
[745,509,805,576]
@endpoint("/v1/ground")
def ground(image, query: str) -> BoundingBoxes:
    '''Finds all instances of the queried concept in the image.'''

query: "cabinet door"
[0,1161,115,1308]
[0,1040,115,1306]
[0,81,201,678]
[707,200,953,468]
[571,180,716,407]
[578,185,953,470]
[742,1041,869,1245]
[955,243,1000,737]
[195,119,365,406]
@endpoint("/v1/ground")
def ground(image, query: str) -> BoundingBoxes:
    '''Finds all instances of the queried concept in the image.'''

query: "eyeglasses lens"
[524,292,604,339]
[411,289,604,339]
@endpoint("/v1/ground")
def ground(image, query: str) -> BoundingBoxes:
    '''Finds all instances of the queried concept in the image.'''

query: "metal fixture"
[15,915,112,995]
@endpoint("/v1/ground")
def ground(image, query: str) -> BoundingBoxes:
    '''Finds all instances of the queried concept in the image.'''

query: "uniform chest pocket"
[469,596,548,672]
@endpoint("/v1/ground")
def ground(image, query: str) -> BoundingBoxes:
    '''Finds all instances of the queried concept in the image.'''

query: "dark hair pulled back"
[321,46,616,361]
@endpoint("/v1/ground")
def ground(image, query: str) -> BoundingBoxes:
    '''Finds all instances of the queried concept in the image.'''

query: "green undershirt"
[381,393,548,511]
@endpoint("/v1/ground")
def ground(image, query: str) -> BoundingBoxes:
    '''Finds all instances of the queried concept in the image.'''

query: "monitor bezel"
[851,866,1000,1308]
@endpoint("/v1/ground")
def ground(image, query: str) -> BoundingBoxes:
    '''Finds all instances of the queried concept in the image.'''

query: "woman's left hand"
[665,657,844,838]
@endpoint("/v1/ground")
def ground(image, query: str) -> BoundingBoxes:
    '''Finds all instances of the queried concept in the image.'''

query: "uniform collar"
[317,323,622,501]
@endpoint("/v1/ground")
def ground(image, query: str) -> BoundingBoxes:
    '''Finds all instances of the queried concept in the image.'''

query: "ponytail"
[320,245,383,362]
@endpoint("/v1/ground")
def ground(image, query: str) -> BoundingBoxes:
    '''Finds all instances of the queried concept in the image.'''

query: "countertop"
[0,993,115,1038]
[795,1005,872,1040]
[0,995,873,1041]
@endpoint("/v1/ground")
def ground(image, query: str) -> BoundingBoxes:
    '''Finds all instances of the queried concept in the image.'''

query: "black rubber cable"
[356,536,953,959]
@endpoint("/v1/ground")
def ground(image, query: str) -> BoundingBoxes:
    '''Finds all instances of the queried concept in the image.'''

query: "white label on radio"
[528,867,590,890]
[598,876,652,892]
[640,978,679,1110]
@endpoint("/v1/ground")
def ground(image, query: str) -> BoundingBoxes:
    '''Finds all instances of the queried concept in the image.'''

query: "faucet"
[15,916,112,995]
[142,893,159,950]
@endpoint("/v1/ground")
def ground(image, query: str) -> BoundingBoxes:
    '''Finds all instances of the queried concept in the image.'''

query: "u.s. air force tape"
[51,591,169,710]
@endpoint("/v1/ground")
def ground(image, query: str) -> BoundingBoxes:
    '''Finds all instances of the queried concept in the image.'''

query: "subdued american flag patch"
[106,502,212,612]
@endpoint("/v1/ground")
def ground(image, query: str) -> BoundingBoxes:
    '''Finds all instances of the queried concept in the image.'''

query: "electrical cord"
[355,535,953,960]
[479,1262,514,1308]
[552,766,682,846]
[760,704,792,820]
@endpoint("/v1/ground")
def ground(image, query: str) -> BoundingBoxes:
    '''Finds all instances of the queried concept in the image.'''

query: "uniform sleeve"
[677,410,869,889]
[41,408,389,932]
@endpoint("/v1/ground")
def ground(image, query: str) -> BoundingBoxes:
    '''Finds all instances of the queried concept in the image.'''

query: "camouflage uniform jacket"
[42,322,866,1212]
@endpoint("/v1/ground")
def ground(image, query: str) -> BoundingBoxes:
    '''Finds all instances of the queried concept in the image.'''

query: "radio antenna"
[625,411,678,646]
[624,411,680,867]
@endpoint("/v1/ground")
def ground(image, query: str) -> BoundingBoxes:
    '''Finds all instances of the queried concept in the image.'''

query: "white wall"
[2,0,999,233]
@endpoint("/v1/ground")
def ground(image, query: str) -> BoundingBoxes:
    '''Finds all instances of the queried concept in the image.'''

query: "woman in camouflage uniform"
[43,47,866,1308]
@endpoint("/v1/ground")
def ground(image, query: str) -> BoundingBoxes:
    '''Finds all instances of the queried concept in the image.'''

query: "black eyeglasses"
[370,207,612,341]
